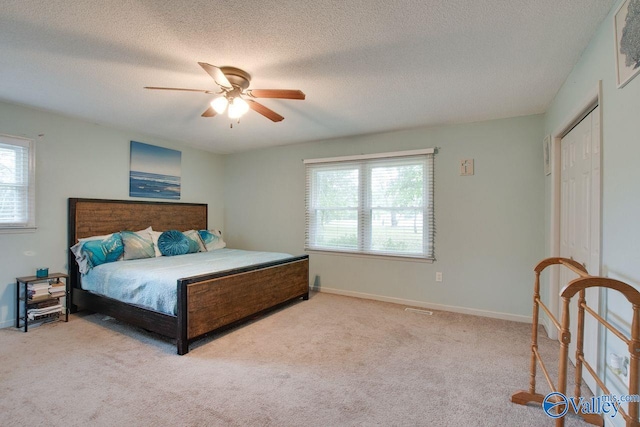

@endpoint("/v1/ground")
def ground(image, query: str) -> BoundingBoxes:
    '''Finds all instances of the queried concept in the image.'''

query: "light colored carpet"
[0,292,590,426]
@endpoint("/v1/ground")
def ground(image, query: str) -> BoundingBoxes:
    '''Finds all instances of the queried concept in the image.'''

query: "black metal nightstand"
[16,273,69,332]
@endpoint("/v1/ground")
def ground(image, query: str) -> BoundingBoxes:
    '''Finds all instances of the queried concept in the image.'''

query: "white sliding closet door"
[559,105,601,394]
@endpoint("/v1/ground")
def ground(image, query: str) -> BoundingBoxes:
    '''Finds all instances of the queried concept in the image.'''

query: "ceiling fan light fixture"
[211,96,228,114]
[228,97,249,119]
[234,97,249,115]
[146,62,304,123]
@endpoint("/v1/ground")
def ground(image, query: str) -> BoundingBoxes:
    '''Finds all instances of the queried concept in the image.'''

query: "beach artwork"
[129,141,181,199]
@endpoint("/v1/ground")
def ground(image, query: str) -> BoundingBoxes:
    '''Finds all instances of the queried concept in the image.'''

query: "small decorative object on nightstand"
[15,272,69,332]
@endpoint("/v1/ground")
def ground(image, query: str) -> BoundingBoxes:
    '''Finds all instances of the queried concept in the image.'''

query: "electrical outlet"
[436,272,443,282]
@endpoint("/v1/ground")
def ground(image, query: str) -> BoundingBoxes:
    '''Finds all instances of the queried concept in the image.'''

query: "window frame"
[304,148,434,261]
[0,134,36,232]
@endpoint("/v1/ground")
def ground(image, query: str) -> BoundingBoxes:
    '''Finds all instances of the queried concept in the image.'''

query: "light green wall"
[0,101,224,328]
[543,0,640,288]
[224,115,544,318]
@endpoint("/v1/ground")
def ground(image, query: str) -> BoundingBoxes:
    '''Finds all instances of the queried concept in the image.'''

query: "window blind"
[305,150,434,259]
[0,135,35,229]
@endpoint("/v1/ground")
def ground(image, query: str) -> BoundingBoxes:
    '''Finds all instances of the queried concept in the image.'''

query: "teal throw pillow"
[158,230,190,256]
[82,233,124,269]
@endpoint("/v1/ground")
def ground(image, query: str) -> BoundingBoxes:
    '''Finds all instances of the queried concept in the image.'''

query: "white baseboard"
[540,316,559,340]
[0,289,531,326]
[315,286,532,323]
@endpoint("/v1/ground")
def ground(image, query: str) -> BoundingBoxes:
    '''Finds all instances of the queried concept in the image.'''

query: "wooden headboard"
[68,198,208,291]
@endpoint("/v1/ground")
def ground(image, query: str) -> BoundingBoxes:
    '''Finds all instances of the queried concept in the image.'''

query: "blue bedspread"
[81,249,293,315]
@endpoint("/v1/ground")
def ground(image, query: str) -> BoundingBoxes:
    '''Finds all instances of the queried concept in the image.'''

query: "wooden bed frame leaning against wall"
[68,198,309,355]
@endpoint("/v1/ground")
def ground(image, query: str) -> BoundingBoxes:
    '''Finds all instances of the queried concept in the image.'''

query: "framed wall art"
[129,141,181,200]
[614,0,640,88]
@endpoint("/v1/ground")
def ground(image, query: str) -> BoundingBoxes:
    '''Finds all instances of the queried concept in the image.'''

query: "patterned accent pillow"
[71,233,125,274]
[121,227,155,260]
[149,230,163,257]
[198,229,226,251]
[157,230,190,256]
[183,230,205,253]
[71,233,116,275]
[81,233,124,270]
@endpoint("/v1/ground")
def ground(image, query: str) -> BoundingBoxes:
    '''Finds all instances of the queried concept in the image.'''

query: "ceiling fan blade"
[144,86,214,94]
[198,62,232,89]
[247,100,284,122]
[201,106,217,117]
[246,89,305,100]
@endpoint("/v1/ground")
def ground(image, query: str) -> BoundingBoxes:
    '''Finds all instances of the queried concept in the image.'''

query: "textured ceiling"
[1,0,616,153]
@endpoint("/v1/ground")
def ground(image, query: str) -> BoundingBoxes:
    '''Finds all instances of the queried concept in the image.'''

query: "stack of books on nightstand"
[27,300,63,320]
[48,281,66,298]
[24,280,65,322]
[26,282,51,300]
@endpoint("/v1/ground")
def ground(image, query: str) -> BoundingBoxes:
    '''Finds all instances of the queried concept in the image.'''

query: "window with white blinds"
[0,135,35,230]
[304,149,434,260]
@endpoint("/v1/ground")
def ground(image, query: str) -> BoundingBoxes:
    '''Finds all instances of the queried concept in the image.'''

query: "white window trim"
[0,134,36,233]
[304,148,435,260]
[303,148,435,164]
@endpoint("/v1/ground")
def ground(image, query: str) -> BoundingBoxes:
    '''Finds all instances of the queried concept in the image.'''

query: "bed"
[68,198,309,355]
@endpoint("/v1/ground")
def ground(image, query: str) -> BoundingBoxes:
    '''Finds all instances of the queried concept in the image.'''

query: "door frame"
[547,81,602,341]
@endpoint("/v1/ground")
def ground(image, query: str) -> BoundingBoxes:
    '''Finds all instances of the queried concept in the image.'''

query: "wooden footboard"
[177,256,309,354]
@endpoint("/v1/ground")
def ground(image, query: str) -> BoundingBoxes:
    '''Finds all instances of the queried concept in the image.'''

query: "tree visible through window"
[305,150,434,259]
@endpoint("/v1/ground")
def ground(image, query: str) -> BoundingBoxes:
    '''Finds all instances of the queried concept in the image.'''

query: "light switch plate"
[460,159,474,176]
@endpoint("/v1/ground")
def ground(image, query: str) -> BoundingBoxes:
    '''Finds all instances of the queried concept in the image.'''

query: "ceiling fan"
[145,62,305,123]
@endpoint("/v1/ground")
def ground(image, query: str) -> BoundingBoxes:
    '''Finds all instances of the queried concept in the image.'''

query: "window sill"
[0,227,37,234]
[305,249,434,263]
